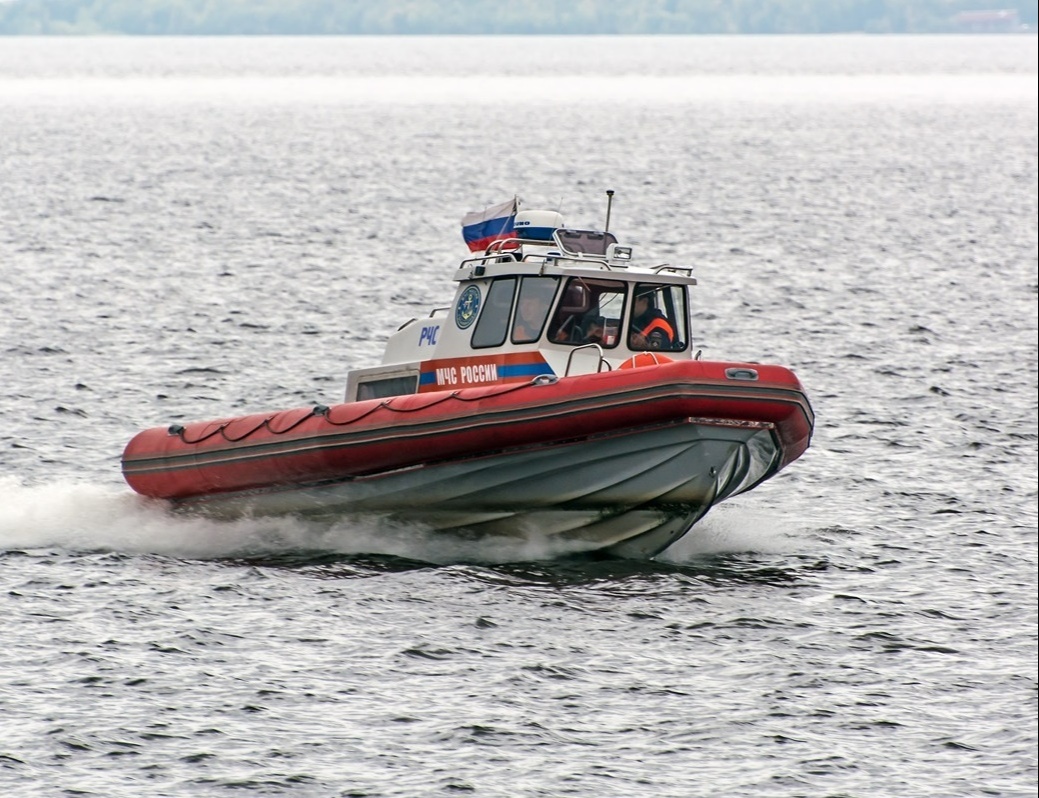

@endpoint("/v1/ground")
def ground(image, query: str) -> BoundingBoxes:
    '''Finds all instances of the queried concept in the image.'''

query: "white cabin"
[345,217,698,402]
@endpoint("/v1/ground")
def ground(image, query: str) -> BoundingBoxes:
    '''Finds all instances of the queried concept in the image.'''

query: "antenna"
[604,189,615,233]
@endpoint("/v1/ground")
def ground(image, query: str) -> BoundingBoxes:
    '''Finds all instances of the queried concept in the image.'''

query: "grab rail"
[564,343,612,377]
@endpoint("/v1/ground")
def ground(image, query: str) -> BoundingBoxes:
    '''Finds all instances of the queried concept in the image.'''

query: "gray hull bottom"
[179,420,779,559]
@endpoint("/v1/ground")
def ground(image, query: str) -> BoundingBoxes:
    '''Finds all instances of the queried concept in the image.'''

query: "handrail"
[399,307,450,328]
[518,252,621,271]
[564,343,612,377]
[459,251,521,269]
[459,251,616,273]
[652,264,695,276]
[485,238,524,253]
[457,251,697,279]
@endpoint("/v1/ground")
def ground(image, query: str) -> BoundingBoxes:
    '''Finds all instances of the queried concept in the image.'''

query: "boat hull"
[122,360,814,558]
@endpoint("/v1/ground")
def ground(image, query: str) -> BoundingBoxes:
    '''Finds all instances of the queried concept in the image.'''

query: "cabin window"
[548,278,627,348]
[511,276,559,344]
[471,278,516,348]
[628,283,689,352]
[357,375,419,401]
[556,229,619,257]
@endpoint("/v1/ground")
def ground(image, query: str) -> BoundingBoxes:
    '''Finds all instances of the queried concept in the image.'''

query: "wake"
[0,476,803,564]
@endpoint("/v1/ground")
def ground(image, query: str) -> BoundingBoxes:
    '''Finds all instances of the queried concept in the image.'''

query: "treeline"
[0,0,1035,35]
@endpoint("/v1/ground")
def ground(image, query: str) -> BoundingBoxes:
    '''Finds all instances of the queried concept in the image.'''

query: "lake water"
[0,35,1036,797]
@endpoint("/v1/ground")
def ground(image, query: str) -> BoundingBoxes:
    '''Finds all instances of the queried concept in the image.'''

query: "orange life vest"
[640,316,674,342]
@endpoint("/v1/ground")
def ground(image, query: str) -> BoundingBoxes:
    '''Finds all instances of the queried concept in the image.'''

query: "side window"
[471,278,516,349]
[556,229,618,256]
[549,278,627,348]
[357,375,418,401]
[628,283,688,352]
[511,276,559,344]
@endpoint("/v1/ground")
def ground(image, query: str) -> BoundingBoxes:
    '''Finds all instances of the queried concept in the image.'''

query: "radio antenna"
[604,189,615,233]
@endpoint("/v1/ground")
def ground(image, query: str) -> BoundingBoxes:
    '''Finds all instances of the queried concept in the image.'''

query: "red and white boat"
[122,196,814,558]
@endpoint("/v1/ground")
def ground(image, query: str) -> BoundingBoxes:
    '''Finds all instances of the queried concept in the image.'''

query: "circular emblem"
[455,285,481,329]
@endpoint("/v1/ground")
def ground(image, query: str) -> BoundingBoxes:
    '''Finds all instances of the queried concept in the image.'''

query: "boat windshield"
[548,278,627,348]
[555,229,619,257]
[470,277,516,348]
[628,282,689,352]
[471,275,561,348]
[511,276,560,344]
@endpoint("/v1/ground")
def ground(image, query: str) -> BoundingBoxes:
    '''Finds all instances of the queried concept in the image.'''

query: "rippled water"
[1,36,1037,797]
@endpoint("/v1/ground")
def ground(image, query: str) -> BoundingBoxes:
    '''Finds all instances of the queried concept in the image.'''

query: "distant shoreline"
[0,31,1036,37]
[0,1,1034,37]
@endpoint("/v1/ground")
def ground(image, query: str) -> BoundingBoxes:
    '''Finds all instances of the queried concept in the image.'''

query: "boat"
[122,194,814,559]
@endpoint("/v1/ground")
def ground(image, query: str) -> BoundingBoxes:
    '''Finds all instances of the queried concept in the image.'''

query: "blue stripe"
[419,362,555,386]
[499,363,555,378]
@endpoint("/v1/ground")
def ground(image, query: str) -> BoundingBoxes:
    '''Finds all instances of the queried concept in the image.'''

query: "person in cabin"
[581,317,605,345]
[549,313,604,346]
[629,288,675,350]
[512,294,547,342]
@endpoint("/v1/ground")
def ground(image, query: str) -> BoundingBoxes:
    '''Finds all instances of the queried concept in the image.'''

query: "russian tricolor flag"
[461,198,518,252]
